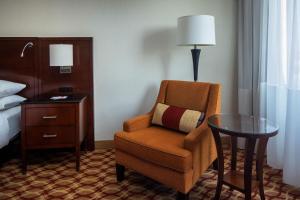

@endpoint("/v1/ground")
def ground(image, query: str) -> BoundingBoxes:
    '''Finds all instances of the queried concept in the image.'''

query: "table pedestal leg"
[211,128,224,200]
[244,138,256,200]
[256,137,268,200]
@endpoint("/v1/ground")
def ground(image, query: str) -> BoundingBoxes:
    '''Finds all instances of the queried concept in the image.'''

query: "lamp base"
[191,48,201,82]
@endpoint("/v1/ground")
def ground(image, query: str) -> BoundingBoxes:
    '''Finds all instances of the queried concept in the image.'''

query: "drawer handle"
[43,134,57,138]
[42,115,57,119]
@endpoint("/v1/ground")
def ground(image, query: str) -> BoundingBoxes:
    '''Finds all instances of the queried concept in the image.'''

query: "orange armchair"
[114,80,221,200]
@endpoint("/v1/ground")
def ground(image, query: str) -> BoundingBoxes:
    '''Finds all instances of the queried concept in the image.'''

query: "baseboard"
[95,140,114,149]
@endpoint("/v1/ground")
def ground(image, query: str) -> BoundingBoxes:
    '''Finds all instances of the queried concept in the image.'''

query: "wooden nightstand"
[21,95,87,173]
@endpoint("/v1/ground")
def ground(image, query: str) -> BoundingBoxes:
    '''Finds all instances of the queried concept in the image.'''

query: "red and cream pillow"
[152,103,205,133]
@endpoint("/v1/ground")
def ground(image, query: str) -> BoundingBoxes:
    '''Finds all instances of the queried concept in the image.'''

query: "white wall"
[0,0,237,141]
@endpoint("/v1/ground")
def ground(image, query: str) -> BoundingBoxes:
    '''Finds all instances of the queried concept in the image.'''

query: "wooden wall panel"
[38,38,94,150]
[0,38,38,98]
[0,37,94,150]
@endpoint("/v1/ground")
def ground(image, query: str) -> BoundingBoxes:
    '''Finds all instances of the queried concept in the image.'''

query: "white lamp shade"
[177,15,216,46]
[49,44,73,66]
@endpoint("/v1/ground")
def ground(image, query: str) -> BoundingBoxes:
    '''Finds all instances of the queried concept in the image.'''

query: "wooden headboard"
[0,37,94,150]
[0,38,38,98]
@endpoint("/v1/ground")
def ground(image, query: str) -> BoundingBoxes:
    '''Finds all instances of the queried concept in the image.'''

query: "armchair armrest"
[123,113,152,132]
[183,120,210,151]
[183,119,217,182]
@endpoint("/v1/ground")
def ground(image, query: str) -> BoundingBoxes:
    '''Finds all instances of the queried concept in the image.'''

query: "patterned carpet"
[0,149,300,200]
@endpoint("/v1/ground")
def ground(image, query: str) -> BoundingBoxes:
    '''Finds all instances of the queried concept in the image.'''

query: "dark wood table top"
[22,94,87,104]
[208,114,279,138]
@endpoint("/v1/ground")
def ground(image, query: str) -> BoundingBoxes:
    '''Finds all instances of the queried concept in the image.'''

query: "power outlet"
[60,66,72,73]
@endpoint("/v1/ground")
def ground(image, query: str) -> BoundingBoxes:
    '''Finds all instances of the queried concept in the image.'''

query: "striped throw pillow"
[152,103,205,133]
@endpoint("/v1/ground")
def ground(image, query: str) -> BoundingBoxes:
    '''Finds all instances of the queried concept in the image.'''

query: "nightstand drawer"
[25,106,75,126]
[26,126,75,148]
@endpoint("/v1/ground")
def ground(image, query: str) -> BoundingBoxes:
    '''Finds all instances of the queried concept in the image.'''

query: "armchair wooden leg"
[213,159,218,170]
[116,164,125,182]
[176,191,189,200]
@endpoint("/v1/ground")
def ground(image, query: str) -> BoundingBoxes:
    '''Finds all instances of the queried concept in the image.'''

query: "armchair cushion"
[152,103,205,133]
[114,126,193,173]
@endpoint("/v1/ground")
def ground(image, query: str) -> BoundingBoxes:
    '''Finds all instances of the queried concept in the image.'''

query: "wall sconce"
[20,42,34,58]
[49,44,73,74]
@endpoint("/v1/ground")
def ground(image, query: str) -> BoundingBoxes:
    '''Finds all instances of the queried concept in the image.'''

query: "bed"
[0,38,36,155]
[0,106,21,149]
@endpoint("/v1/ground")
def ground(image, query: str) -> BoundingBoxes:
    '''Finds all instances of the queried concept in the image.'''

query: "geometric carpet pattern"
[0,149,300,200]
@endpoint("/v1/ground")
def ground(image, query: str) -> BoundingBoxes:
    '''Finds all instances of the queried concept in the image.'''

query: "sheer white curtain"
[239,0,300,187]
[259,0,300,187]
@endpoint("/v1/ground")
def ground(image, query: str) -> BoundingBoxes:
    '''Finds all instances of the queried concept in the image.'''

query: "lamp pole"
[191,45,201,82]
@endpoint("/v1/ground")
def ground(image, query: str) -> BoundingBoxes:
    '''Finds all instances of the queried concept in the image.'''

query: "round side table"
[208,114,278,200]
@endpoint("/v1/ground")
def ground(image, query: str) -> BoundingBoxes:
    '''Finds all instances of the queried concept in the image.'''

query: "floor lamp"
[177,15,216,82]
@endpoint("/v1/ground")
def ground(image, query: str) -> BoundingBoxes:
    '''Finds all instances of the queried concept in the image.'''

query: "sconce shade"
[177,15,216,46]
[49,44,73,66]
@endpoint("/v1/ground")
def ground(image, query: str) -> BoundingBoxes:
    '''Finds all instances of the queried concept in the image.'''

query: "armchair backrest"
[153,80,221,115]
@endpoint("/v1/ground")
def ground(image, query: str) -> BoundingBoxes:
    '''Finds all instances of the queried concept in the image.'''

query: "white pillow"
[0,95,26,111]
[0,80,26,98]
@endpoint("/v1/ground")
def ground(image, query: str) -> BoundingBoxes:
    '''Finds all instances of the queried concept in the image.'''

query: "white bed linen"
[0,106,21,148]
